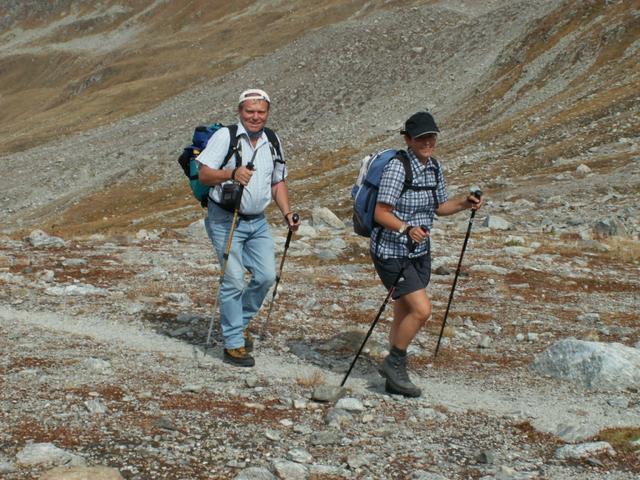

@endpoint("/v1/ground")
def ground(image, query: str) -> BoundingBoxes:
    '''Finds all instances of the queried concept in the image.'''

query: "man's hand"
[285,212,301,232]
[234,165,254,186]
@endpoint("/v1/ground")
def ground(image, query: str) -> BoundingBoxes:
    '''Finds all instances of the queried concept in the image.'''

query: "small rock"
[311,385,346,403]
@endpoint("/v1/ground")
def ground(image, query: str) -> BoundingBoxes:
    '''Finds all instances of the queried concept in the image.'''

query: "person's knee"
[254,266,276,288]
[222,270,245,293]
[415,303,432,325]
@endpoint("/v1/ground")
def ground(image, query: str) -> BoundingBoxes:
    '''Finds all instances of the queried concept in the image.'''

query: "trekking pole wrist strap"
[283,211,292,221]
[231,167,239,180]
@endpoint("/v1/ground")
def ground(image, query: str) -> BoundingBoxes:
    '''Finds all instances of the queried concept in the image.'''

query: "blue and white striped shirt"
[196,122,287,215]
[370,148,447,259]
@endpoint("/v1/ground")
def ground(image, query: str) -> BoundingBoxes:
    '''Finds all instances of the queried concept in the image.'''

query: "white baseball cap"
[238,89,271,105]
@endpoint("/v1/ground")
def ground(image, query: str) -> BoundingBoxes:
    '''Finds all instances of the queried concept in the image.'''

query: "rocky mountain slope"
[0,1,639,479]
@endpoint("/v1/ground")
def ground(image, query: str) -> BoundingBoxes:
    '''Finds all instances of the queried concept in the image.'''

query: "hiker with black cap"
[371,111,483,397]
[197,89,301,367]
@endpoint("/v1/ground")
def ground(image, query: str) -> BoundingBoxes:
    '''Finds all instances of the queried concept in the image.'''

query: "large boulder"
[531,338,640,390]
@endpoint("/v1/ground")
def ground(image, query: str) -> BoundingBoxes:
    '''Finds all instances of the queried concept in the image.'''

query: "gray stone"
[576,164,592,175]
[555,423,599,443]
[335,397,365,412]
[310,430,342,446]
[593,217,627,237]
[555,441,616,459]
[16,443,86,467]
[576,312,600,323]
[185,219,207,240]
[39,466,124,480]
[287,448,313,464]
[0,461,16,474]
[483,215,510,230]
[410,471,450,480]
[311,385,346,403]
[272,460,308,480]
[311,206,345,229]
[296,224,317,238]
[84,398,107,414]
[234,467,277,480]
[25,230,66,248]
[325,407,354,426]
[347,453,376,469]
[531,338,640,390]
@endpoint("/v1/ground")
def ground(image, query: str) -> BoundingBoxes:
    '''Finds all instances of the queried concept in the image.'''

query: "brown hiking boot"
[223,347,255,367]
[379,353,422,398]
[243,330,254,353]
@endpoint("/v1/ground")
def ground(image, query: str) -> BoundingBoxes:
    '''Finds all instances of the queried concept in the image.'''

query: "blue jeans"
[205,203,276,349]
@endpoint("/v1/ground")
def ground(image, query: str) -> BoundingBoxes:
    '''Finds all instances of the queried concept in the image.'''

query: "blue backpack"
[178,123,281,207]
[351,149,439,237]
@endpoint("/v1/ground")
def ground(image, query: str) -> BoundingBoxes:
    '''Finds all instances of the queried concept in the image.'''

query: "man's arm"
[198,165,233,186]
[272,181,300,230]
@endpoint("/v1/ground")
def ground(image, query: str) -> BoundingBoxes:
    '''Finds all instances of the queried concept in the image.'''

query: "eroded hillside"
[0,0,638,236]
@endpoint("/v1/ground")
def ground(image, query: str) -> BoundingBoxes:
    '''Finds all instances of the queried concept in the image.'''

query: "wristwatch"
[397,223,410,234]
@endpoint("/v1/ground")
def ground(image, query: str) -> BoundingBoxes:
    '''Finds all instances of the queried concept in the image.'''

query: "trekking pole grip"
[469,190,482,218]
[284,213,299,248]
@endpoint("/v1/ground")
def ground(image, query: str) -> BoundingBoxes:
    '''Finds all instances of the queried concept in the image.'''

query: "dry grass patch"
[9,418,100,448]
[420,346,530,373]
[604,237,640,262]
[161,395,297,423]
[598,427,640,456]
[297,370,326,388]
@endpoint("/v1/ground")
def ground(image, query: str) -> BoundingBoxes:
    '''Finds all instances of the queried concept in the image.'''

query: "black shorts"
[371,253,431,300]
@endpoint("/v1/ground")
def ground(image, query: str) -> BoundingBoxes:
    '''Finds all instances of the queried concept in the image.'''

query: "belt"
[212,201,264,220]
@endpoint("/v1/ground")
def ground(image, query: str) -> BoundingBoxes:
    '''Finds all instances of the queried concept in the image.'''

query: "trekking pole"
[205,162,254,348]
[341,226,427,387]
[433,190,483,359]
[261,213,300,337]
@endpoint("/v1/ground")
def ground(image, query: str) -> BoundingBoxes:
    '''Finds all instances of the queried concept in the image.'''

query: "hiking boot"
[379,352,422,398]
[243,330,254,353]
[223,347,255,367]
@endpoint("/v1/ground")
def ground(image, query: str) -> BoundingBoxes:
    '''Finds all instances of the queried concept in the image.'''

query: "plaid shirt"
[370,148,447,259]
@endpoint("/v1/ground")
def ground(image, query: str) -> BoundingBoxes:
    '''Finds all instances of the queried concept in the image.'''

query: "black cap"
[401,111,440,138]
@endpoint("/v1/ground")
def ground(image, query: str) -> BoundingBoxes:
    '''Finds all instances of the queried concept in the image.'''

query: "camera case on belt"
[219,182,243,209]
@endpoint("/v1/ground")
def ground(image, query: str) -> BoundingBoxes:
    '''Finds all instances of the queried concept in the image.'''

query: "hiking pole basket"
[262,213,299,336]
[205,162,254,348]
[340,227,426,387]
[433,190,482,358]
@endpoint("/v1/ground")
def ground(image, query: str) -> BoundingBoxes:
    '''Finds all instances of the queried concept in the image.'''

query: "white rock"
[575,164,592,176]
[273,460,308,480]
[25,230,66,248]
[531,338,640,390]
[335,397,365,412]
[39,466,124,480]
[234,467,277,480]
[16,443,85,467]
[311,206,345,229]
[555,441,616,459]
[483,215,510,230]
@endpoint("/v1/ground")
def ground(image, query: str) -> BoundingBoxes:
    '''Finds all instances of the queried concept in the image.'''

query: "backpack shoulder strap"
[264,127,284,163]
[220,125,241,169]
[395,150,413,192]
[431,157,441,208]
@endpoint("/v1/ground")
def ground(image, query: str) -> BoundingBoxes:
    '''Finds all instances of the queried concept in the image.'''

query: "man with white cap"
[370,111,483,396]
[197,89,300,367]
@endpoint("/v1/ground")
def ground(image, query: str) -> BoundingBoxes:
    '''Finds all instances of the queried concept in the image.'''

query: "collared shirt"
[196,122,287,215]
[370,148,447,259]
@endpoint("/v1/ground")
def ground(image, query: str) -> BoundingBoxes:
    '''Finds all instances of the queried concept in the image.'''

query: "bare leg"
[389,289,432,350]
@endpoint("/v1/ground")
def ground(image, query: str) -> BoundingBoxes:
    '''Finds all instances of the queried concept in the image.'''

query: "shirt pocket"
[400,186,438,215]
